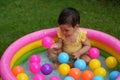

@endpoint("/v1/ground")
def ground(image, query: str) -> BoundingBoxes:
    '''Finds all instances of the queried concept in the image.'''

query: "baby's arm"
[73,38,91,59]
[47,38,62,62]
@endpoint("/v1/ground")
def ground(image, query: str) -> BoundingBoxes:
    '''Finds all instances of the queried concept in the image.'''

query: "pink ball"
[49,76,60,80]
[33,74,46,80]
[88,48,100,59]
[116,75,120,80]
[29,62,41,74]
[42,36,54,48]
[29,54,41,63]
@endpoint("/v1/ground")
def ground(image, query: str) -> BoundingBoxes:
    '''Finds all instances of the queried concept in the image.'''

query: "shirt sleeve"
[57,28,62,38]
[81,30,87,42]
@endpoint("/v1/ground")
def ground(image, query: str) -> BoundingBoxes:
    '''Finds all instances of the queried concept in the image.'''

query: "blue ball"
[64,76,74,80]
[109,71,120,80]
[74,59,86,71]
[58,52,69,63]
[93,75,104,80]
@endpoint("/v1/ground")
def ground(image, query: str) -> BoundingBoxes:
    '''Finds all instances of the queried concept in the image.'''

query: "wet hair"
[58,7,80,27]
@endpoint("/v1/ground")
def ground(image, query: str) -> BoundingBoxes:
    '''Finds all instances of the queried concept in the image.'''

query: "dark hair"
[58,7,80,27]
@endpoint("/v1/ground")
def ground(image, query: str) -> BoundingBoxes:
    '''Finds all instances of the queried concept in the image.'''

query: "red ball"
[81,70,94,80]
[12,66,24,76]
[69,68,81,80]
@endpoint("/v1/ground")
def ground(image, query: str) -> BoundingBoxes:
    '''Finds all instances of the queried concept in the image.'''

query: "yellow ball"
[89,59,101,70]
[58,63,70,76]
[16,73,29,80]
[105,56,117,68]
[94,67,106,77]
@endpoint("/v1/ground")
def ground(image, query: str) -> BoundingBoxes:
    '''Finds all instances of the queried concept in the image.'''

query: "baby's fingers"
[74,56,79,60]
[51,44,57,48]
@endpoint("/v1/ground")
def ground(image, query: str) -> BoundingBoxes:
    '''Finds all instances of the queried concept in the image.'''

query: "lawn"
[0,0,120,57]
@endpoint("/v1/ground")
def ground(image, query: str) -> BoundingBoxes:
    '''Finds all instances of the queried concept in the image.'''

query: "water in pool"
[21,51,111,80]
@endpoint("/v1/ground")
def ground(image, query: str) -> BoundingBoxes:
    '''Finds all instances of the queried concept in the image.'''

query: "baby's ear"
[74,24,80,30]
[75,24,80,28]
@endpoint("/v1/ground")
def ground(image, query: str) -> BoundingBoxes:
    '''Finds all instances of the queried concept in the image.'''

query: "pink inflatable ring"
[0,28,120,80]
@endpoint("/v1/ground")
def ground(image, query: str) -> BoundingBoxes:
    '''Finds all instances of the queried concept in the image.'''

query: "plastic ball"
[42,36,54,48]
[41,63,53,75]
[93,75,104,80]
[16,73,29,80]
[81,70,94,80]
[12,65,24,76]
[105,56,117,68]
[58,63,70,76]
[89,59,101,70]
[69,68,81,80]
[58,52,69,63]
[116,75,120,80]
[33,74,46,80]
[94,67,106,77]
[49,76,60,80]
[109,71,120,80]
[64,76,74,80]
[29,54,41,63]
[74,59,86,71]
[88,48,100,58]
[29,62,41,73]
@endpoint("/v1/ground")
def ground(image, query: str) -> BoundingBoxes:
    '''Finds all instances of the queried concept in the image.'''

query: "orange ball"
[12,66,24,76]
[69,68,81,80]
[82,70,94,80]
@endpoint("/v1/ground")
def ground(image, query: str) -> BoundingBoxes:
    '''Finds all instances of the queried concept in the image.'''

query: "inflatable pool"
[0,27,120,80]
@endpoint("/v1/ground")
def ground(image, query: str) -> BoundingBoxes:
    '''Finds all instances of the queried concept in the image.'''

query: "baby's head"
[58,8,80,37]
[58,7,80,28]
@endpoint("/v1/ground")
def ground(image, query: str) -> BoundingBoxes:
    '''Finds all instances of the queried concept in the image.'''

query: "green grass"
[0,0,120,57]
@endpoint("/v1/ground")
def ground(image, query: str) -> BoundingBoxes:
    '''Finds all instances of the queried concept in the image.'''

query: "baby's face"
[59,24,77,37]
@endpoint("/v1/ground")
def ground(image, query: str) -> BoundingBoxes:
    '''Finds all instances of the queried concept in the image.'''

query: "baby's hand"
[51,43,61,49]
[72,52,81,59]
